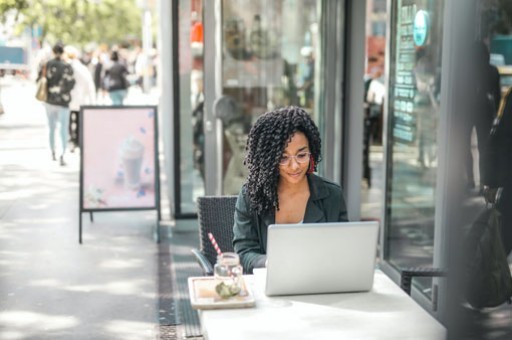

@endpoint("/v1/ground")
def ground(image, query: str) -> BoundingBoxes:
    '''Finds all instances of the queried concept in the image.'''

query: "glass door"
[174,0,206,216]
[202,0,325,196]
[382,0,444,303]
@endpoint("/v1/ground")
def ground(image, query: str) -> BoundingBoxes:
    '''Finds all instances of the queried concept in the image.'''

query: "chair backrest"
[196,195,238,268]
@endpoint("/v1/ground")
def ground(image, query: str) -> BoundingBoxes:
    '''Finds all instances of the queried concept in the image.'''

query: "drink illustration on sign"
[120,136,145,190]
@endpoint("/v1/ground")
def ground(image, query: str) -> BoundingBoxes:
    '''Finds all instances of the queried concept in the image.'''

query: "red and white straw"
[208,232,223,256]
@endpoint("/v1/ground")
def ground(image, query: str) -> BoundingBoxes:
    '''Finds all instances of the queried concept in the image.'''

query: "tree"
[0,0,142,47]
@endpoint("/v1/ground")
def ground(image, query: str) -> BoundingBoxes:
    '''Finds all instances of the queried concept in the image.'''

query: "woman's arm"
[232,188,267,273]
[338,188,349,222]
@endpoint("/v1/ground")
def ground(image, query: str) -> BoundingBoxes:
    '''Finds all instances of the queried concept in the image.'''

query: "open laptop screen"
[265,221,379,296]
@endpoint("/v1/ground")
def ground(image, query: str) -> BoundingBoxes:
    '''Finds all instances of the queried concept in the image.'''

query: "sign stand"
[78,106,161,244]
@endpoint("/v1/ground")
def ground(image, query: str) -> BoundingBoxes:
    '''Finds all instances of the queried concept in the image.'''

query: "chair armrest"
[400,267,447,296]
[191,248,214,276]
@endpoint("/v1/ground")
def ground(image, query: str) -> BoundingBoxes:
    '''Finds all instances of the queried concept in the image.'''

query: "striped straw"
[208,232,223,256]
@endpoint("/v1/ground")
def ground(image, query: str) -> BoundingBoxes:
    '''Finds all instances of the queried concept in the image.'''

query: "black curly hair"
[244,106,322,215]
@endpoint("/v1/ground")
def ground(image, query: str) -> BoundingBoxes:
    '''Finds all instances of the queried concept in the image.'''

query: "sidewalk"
[0,79,172,340]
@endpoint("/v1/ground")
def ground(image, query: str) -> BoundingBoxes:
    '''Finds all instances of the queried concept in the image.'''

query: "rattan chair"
[192,195,238,276]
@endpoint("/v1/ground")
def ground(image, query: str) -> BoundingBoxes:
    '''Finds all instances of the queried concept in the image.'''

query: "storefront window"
[176,0,323,211]
[220,0,322,195]
[362,0,387,221]
[385,0,444,293]
[177,0,205,214]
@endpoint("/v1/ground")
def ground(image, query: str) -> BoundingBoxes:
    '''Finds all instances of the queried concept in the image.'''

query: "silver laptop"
[265,221,379,296]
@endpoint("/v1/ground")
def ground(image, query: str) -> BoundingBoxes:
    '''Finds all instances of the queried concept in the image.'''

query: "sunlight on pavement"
[66,279,154,297]
[104,320,157,340]
[0,77,161,339]
[99,258,145,269]
[0,310,79,331]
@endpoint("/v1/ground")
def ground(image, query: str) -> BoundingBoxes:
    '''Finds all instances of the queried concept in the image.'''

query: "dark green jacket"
[233,174,348,273]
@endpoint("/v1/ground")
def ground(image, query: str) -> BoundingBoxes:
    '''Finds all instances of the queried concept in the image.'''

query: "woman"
[65,46,96,152]
[233,106,348,273]
[105,51,129,105]
[39,43,76,166]
[483,86,512,255]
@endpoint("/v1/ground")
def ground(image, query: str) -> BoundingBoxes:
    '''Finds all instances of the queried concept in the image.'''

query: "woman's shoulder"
[235,184,255,215]
[308,174,343,198]
[236,183,250,203]
[309,174,341,189]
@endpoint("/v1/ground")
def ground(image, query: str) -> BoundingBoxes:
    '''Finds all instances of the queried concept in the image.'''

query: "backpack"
[464,206,512,309]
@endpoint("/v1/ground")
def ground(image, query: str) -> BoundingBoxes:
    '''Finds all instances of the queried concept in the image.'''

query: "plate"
[188,276,256,310]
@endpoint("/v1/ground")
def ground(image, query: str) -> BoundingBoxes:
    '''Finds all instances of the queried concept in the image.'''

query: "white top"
[199,269,446,340]
[367,77,385,105]
[68,59,96,111]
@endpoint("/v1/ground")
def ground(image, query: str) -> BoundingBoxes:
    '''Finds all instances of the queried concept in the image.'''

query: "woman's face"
[278,132,310,186]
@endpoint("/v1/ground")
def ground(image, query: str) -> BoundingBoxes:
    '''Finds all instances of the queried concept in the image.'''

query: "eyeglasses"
[279,152,311,166]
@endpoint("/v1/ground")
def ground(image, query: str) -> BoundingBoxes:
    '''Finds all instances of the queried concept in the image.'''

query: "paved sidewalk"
[0,79,168,340]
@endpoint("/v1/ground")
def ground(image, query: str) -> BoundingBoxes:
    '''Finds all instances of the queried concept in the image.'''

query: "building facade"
[157,1,512,337]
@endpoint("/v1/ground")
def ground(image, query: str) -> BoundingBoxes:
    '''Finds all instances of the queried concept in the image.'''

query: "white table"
[199,269,446,340]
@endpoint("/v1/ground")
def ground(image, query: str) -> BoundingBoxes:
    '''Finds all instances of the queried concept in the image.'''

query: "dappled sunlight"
[0,184,79,211]
[0,250,30,257]
[10,217,69,225]
[104,320,156,340]
[29,278,62,287]
[0,221,16,228]
[66,279,155,297]
[0,310,79,331]
[1,79,163,338]
[1,330,25,340]
[0,249,29,266]
[174,261,201,271]
[171,244,198,256]
[0,188,61,201]
[0,226,24,240]
[0,175,60,188]
[28,203,59,210]
[99,258,145,270]
[0,259,19,267]
[0,233,17,241]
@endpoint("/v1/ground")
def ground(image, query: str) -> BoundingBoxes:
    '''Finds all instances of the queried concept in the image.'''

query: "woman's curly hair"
[244,106,322,215]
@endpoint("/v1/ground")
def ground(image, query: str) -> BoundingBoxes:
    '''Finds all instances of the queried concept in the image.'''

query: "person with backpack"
[482,86,512,256]
[462,80,512,311]
[38,42,76,166]
[104,50,129,105]
[464,41,501,191]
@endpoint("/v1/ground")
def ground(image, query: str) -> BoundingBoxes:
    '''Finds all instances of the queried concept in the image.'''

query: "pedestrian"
[104,50,129,105]
[65,46,96,152]
[92,50,105,101]
[38,42,75,166]
[464,41,501,191]
[0,85,4,115]
[482,86,512,255]
[232,106,349,273]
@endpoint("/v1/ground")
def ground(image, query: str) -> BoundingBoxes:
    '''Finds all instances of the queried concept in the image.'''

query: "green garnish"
[215,282,241,299]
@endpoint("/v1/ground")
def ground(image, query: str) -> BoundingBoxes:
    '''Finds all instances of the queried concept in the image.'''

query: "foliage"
[0,0,142,47]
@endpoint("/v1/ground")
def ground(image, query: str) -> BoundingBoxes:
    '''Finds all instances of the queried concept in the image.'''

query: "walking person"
[65,46,96,152]
[38,43,75,166]
[464,41,501,191]
[0,84,4,115]
[104,51,129,105]
[483,87,512,256]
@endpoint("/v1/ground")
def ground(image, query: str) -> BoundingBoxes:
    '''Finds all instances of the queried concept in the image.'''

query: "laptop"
[265,221,379,296]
